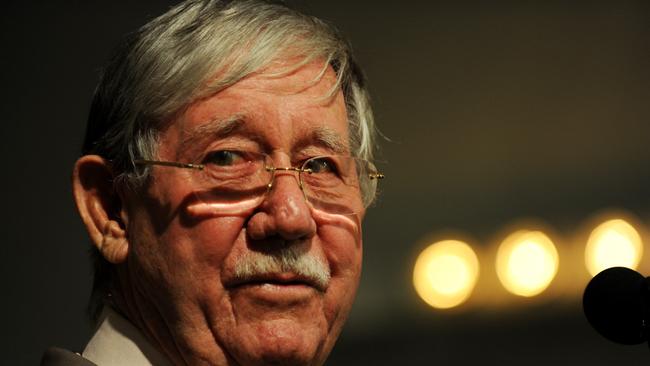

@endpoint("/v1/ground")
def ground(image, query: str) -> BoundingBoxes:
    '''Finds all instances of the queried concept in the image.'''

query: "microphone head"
[583,266,649,345]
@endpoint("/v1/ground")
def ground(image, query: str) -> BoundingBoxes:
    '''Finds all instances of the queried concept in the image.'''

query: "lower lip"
[230,282,318,304]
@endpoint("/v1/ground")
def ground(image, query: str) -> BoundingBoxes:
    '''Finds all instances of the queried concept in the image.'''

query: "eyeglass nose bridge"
[264,165,313,193]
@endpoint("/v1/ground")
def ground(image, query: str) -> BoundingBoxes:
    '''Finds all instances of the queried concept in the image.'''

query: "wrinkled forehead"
[159,61,349,159]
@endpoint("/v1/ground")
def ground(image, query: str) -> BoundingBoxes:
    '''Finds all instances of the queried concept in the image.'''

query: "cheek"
[130,213,246,296]
[316,223,362,344]
[183,217,245,268]
[314,213,363,279]
[318,221,363,292]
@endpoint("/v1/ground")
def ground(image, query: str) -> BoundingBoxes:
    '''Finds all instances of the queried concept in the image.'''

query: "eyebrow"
[179,115,245,152]
[308,126,349,155]
[180,115,349,155]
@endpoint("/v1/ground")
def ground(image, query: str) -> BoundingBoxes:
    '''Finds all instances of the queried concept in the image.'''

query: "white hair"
[233,247,331,290]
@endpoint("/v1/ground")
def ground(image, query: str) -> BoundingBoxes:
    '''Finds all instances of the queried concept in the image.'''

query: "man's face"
[120,61,363,365]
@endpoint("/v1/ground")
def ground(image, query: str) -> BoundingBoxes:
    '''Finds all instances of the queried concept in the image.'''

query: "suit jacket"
[40,348,98,366]
[41,307,172,366]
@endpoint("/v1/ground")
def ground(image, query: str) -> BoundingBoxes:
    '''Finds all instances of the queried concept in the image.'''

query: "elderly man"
[42,0,382,365]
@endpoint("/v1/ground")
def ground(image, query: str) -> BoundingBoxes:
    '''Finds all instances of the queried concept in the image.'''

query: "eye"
[304,156,339,174]
[203,150,246,166]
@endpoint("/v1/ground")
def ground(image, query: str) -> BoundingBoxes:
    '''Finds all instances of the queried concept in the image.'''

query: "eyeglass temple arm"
[134,159,205,170]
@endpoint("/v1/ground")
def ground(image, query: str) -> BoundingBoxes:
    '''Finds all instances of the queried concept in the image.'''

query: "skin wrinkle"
[113,61,360,365]
[194,237,242,365]
[126,251,189,366]
[168,282,223,366]
[309,126,348,155]
[215,263,240,364]
[177,69,347,165]
[149,287,193,366]
[316,218,360,341]
[121,202,205,366]
[135,173,185,236]
[70,2,379,364]
[178,114,347,166]
[200,300,238,366]
[168,246,221,365]
[222,229,325,366]
[142,292,188,366]
[179,117,246,158]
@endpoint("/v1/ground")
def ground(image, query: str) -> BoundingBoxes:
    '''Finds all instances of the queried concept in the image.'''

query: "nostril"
[246,212,275,240]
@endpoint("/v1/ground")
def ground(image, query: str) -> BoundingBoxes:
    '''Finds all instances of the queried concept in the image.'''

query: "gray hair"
[84,0,376,183]
[234,247,331,291]
[84,0,376,321]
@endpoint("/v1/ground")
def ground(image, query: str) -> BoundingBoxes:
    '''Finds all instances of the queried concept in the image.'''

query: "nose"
[246,169,317,242]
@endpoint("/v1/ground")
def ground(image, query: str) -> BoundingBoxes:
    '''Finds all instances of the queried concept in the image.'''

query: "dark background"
[3,1,650,365]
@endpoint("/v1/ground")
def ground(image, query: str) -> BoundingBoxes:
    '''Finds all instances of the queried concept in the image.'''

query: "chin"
[228,317,333,366]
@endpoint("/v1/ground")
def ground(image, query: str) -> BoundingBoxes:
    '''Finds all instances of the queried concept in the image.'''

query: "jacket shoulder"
[40,347,97,366]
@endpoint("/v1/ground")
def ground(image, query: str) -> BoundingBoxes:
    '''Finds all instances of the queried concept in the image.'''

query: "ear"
[72,155,129,264]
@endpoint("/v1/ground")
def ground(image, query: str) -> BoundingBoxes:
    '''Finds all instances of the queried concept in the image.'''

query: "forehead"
[161,61,349,158]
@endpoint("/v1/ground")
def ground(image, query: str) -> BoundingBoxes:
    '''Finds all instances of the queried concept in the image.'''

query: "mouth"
[224,272,328,305]
[226,272,327,293]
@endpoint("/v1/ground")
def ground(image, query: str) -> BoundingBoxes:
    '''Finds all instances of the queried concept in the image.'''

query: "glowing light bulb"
[585,219,643,276]
[496,230,559,297]
[413,240,480,309]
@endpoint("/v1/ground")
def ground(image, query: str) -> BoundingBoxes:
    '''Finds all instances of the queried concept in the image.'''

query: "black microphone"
[583,266,650,345]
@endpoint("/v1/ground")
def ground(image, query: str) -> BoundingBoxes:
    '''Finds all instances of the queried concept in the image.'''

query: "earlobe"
[72,155,129,264]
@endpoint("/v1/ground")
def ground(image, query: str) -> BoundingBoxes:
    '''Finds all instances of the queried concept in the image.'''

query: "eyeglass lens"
[189,152,376,216]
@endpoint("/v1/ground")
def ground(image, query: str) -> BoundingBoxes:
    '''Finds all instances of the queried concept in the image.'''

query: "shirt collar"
[82,307,173,366]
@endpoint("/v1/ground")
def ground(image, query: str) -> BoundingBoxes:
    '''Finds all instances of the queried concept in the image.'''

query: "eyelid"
[200,146,262,161]
[293,148,337,163]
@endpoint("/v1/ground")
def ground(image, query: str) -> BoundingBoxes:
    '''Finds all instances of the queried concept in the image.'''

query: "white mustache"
[233,246,331,290]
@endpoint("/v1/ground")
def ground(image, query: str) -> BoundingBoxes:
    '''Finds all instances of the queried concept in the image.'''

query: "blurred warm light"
[585,219,643,276]
[496,230,559,297]
[413,240,480,309]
